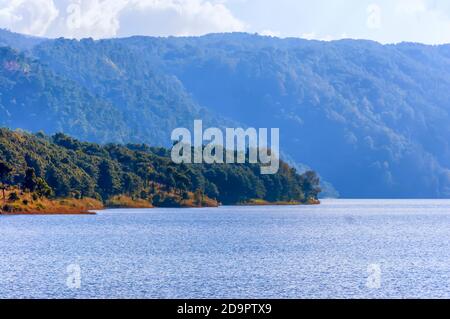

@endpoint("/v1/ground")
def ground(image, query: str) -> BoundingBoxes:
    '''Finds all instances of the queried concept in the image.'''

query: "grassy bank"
[105,195,153,209]
[0,188,103,215]
[0,187,220,215]
[0,186,318,215]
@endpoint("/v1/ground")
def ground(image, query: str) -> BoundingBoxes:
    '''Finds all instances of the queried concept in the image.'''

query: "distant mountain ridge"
[1,30,450,198]
[0,29,47,51]
[0,34,234,145]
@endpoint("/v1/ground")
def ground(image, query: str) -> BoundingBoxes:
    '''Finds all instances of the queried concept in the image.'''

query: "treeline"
[0,129,321,207]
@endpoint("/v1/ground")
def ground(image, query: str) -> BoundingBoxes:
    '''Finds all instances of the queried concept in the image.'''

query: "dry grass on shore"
[105,195,153,209]
[0,188,103,215]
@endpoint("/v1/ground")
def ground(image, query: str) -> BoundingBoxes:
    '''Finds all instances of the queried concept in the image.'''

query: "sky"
[1,0,450,44]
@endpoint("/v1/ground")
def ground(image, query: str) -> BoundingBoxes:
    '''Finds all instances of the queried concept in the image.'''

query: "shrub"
[36,178,53,198]
[182,191,190,200]
[72,191,82,200]
[2,204,17,213]
[8,192,19,202]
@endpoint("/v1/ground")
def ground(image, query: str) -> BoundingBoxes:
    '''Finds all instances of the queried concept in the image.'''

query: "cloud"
[118,0,245,37]
[301,32,347,42]
[0,0,59,36]
[2,0,450,44]
[61,0,129,39]
[0,0,245,39]
[380,0,450,43]
[258,29,281,37]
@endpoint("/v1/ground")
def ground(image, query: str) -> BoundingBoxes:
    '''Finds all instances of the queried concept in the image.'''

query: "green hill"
[0,128,321,211]
[0,47,130,143]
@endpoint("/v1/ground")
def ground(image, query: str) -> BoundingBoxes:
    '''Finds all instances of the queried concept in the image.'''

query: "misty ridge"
[1,29,450,198]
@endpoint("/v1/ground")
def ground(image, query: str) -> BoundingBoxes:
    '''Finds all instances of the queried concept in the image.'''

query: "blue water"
[1,199,450,299]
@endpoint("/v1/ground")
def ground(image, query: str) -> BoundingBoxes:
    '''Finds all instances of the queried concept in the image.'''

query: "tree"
[0,161,13,205]
[8,192,19,202]
[97,160,121,200]
[204,181,219,200]
[194,189,204,207]
[181,191,190,200]
[302,171,321,201]
[23,168,38,192]
[36,178,53,198]
[122,172,142,197]
[45,165,71,197]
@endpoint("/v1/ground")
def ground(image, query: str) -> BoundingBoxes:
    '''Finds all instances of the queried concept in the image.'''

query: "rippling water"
[1,199,450,299]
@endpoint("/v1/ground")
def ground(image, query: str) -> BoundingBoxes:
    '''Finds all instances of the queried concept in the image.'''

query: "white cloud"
[259,29,281,37]
[300,32,317,40]
[0,0,59,36]
[300,32,346,42]
[119,0,245,37]
[2,0,450,44]
[0,0,245,39]
[62,0,129,39]
[381,0,450,43]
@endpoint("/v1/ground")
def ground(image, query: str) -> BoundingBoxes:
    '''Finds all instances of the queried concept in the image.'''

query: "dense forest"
[0,43,236,147]
[0,128,321,211]
[1,29,450,198]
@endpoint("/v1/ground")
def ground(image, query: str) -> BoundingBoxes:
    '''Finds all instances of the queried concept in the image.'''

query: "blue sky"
[1,0,450,44]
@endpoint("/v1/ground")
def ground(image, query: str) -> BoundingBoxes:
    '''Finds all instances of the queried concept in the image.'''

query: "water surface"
[1,199,450,298]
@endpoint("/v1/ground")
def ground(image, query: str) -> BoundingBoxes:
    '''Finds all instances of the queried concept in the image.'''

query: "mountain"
[116,33,450,198]
[0,29,46,51]
[0,47,130,143]
[0,128,321,207]
[1,30,449,198]
[32,37,236,145]
[0,37,233,145]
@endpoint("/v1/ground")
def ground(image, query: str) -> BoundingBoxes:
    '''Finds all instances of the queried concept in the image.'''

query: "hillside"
[31,38,235,145]
[0,47,130,143]
[1,30,450,198]
[0,128,321,213]
[0,29,46,51]
[0,42,233,146]
[115,34,450,198]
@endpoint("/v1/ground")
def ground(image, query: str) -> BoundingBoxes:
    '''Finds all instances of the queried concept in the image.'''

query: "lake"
[1,199,450,299]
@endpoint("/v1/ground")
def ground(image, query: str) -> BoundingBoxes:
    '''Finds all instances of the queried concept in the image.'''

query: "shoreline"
[238,198,321,206]
[0,191,104,216]
[1,199,321,215]
[0,211,97,216]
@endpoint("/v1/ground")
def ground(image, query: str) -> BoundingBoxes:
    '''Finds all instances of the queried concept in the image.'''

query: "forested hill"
[0,47,130,142]
[0,128,321,207]
[0,40,234,145]
[113,34,450,199]
[0,29,46,51]
[1,30,450,198]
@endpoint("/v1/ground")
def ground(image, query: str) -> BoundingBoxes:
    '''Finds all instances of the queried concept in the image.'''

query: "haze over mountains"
[1,29,450,198]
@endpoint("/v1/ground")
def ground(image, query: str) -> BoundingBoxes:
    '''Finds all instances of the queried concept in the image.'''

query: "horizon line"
[2,28,450,47]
